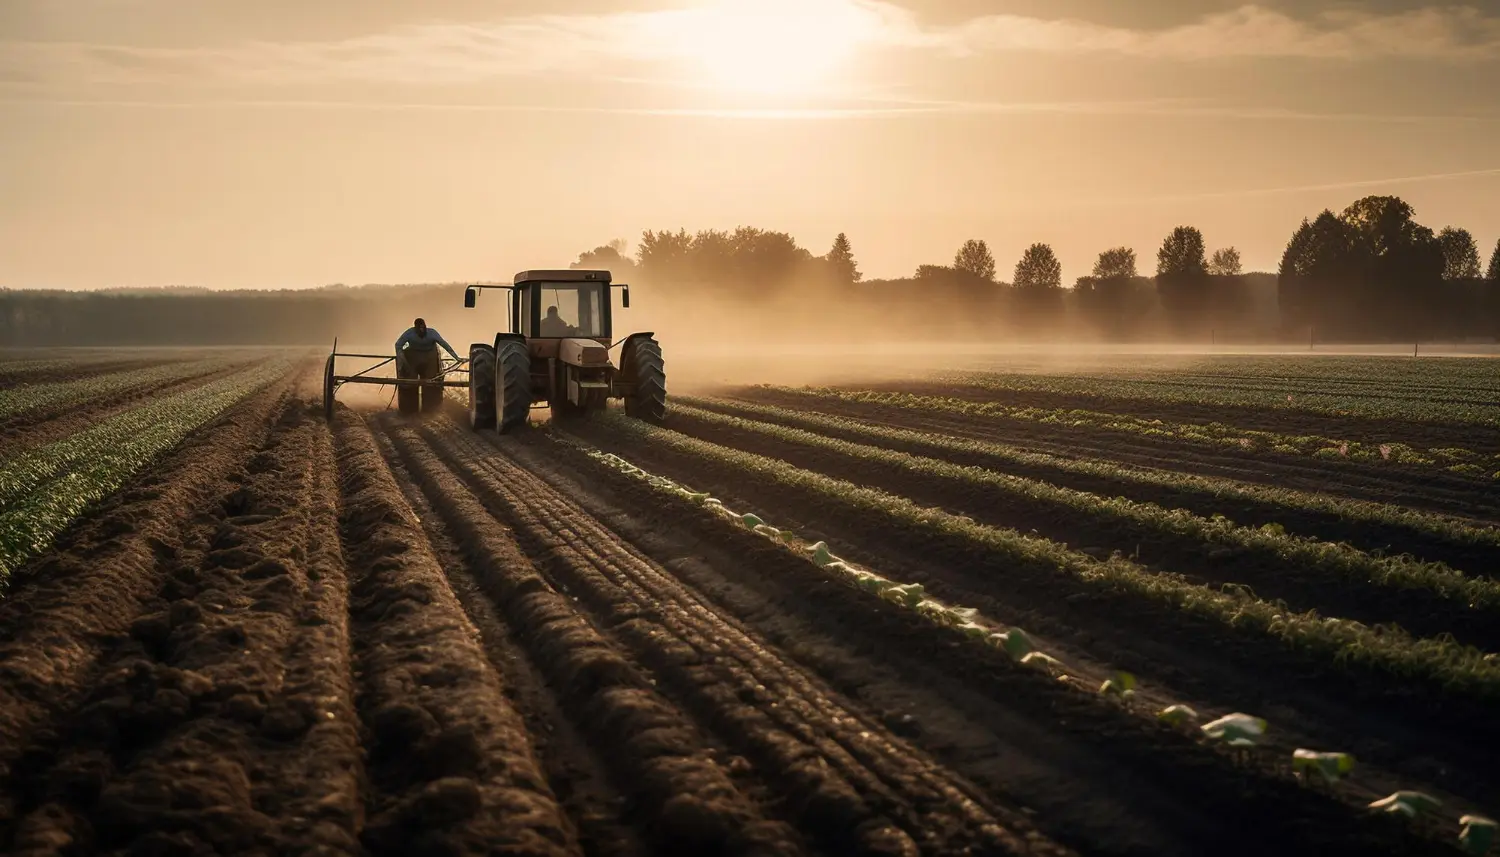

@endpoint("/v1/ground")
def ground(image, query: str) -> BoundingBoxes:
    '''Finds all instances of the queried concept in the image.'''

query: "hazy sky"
[3,0,1498,289]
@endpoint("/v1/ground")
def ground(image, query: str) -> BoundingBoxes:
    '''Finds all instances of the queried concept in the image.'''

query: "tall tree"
[825,232,861,284]
[1338,195,1444,338]
[953,239,997,283]
[1157,226,1207,278]
[1207,247,1243,276]
[1438,227,1482,280]
[1012,243,1062,291]
[1092,247,1137,281]
[1489,239,1500,282]
[1156,226,1209,332]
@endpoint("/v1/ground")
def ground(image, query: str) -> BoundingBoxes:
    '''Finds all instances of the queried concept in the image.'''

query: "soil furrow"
[332,412,578,857]
[381,420,807,857]
[5,388,366,855]
[516,422,1454,857]
[881,380,1500,450]
[570,421,1500,814]
[689,397,1500,572]
[666,409,1500,651]
[733,390,1500,519]
[372,428,651,857]
[0,364,304,836]
[420,421,1052,857]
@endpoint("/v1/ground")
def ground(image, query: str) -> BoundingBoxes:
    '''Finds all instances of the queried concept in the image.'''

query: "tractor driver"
[395,317,460,384]
[540,306,573,337]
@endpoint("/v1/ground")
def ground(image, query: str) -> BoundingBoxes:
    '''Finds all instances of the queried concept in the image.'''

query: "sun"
[668,0,881,96]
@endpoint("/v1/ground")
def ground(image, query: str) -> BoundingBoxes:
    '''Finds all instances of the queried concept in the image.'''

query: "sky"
[2,0,1498,290]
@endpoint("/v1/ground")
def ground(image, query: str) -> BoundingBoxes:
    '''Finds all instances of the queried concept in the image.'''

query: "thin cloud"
[938,5,1500,61]
[1,2,1497,92]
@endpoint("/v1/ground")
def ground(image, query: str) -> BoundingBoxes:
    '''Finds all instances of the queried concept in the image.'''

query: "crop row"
[941,368,1500,427]
[576,437,1499,854]
[983,354,1500,392]
[595,413,1500,704]
[762,385,1500,476]
[0,358,291,581]
[687,395,1500,559]
[671,401,1500,637]
[0,356,238,421]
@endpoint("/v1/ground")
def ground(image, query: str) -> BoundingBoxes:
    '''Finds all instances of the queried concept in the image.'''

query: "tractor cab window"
[535,283,605,338]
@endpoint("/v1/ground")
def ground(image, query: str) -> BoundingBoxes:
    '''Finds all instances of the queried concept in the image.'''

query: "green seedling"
[1156,704,1198,727]
[1201,713,1267,747]
[1368,791,1442,818]
[1459,815,1496,856]
[989,629,1033,660]
[1291,749,1355,784]
[1099,671,1137,700]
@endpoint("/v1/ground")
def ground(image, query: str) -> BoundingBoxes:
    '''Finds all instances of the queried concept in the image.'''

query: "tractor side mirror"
[621,285,631,308]
[463,287,477,308]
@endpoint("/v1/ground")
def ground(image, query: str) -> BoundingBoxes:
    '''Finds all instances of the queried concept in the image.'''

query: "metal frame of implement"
[322,336,470,420]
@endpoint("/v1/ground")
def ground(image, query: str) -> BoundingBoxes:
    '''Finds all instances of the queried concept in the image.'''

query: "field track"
[0,353,1494,856]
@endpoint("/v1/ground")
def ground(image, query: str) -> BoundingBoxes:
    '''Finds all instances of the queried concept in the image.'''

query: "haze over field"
[3,0,1499,291]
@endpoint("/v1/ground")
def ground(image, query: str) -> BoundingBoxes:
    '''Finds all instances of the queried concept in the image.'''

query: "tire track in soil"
[687,398,1500,574]
[0,362,306,841]
[482,423,1452,857]
[571,422,1500,816]
[370,428,652,857]
[379,420,806,857]
[410,419,1061,857]
[733,390,1500,520]
[4,379,370,856]
[666,410,1500,651]
[332,413,578,857]
[0,359,265,457]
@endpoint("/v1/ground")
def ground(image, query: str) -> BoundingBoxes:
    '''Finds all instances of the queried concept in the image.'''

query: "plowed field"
[1,351,1496,857]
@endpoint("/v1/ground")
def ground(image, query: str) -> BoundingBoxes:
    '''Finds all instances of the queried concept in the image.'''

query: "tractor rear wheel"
[468,344,496,429]
[496,340,532,433]
[623,337,666,424]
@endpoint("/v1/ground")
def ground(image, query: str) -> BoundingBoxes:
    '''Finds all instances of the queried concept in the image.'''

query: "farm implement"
[321,341,469,420]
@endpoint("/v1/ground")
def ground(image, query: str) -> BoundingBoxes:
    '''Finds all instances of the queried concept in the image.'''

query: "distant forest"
[2,194,1497,347]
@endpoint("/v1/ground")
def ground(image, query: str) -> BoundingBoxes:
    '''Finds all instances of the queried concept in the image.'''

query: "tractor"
[463,270,666,432]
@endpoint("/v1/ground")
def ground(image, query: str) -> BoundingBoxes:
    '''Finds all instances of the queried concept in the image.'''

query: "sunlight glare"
[669,0,884,96]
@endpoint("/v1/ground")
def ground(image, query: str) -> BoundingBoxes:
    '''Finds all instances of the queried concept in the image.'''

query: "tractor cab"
[462,270,662,433]
[464,269,629,342]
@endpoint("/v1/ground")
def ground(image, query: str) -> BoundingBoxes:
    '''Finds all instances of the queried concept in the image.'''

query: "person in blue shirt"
[394,317,460,382]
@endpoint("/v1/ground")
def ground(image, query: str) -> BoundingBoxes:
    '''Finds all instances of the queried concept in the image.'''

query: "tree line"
[2,194,1496,346]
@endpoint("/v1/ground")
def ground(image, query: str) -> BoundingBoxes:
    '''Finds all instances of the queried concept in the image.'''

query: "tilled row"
[569,420,1500,815]
[531,425,1465,857]
[333,415,577,857]
[382,421,807,857]
[735,389,1500,520]
[414,420,1062,857]
[0,366,307,846]
[686,396,1500,573]
[663,406,1500,650]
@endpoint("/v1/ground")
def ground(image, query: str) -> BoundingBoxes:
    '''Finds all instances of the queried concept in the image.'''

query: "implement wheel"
[496,340,532,434]
[322,352,336,421]
[469,344,496,429]
[622,336,667,424]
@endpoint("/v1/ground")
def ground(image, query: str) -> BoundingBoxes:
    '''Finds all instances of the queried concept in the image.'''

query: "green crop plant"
[596,414,1500,703]
[754,386,1498,477]
[0,359,288,582]
[668,402,1500,619]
